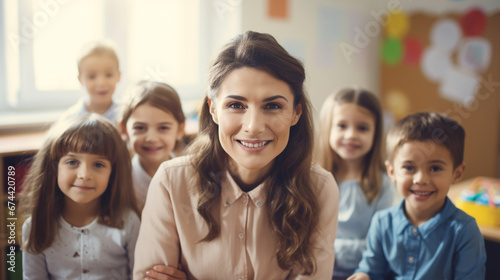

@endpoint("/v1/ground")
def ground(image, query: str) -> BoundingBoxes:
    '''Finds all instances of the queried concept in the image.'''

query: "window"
[0,0,241,127]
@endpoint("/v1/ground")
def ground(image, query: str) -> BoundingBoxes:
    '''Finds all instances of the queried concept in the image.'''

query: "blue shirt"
[356,197,486,280]
[334,173,394,277]
[59,98,119,127]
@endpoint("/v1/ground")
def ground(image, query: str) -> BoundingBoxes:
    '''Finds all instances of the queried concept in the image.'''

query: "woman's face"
[208,67,301,185]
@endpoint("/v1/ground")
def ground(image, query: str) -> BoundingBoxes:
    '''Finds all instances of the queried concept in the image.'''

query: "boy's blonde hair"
[386,112,465,168]
[19,114,139,254]
[316,88,385,203]
[77,40,120,73]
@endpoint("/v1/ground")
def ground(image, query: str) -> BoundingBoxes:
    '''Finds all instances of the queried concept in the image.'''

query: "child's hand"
[347,272,370,280]
[144,264,186,280]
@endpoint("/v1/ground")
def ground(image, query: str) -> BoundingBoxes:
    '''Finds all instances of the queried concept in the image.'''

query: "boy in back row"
[349,112,486,280]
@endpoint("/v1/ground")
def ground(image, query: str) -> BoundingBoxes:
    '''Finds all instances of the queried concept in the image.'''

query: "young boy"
[59,40,121,126]
[348,112,486,280]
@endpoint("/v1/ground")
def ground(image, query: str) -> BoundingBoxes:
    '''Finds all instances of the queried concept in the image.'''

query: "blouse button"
[408,256,414,264]
[411,227,418,234]
[256,201,262,207]
[226,200,231,205]
[238,232,244,239]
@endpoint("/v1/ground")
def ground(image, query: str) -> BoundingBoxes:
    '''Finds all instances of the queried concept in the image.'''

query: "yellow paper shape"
[385,90,410,119]
[386,12,409,38]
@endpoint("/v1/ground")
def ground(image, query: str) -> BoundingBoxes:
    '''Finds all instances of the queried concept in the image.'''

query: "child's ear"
[207,98,218,124]
[118,121,129,140]
[385,160,396,182]
[176,122,186,141]
[452,163,466,184]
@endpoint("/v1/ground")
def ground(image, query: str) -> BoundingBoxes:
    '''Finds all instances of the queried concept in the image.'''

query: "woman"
[133,31,339,280]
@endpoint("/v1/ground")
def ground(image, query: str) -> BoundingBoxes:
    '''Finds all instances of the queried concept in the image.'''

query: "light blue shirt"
[334,173,394,277]
[59,98,119,127]
[356,198,486,280]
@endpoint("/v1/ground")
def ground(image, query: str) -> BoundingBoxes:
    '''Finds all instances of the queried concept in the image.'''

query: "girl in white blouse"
[134,31,339,280]
[20,114,141,280]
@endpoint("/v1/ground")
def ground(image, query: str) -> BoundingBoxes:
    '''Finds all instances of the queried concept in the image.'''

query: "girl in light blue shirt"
[316,88,394,280]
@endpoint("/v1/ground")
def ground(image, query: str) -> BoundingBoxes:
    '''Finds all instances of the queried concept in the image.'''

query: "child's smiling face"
[124,104,184,172]
[386,140,465,225]
[58,152,111,207]
[78,54,121,108]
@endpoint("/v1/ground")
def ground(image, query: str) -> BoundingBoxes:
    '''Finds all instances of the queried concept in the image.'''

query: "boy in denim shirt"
[348,112,486,280]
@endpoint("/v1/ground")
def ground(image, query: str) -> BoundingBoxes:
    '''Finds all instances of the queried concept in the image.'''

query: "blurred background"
[0,1,500,279]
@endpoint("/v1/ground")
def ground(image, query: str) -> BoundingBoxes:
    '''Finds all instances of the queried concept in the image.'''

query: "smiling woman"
[133,31,339,280]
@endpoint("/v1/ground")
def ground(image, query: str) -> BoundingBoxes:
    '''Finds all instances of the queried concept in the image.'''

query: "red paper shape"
[403,37,423,65]
[461,8,487,36]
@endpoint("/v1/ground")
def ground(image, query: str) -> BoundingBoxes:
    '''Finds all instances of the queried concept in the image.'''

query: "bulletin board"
[380,10,500,180]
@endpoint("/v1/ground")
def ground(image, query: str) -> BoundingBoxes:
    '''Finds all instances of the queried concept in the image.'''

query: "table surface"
[449,178,500,243]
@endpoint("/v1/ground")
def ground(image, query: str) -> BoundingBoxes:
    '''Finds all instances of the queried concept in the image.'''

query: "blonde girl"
[20,114,140,280]
[119,81,186,209]
[316,88,394,280]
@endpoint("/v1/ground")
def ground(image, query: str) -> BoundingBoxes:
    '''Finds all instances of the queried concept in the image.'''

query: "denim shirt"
[356,197,486,280]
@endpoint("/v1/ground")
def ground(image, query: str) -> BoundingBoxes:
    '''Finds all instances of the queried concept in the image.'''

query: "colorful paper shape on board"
[439,67,479,105]
[268,0,288,19]
[461,8,487,36]
[458,38,491,73]
[317,5,345,43]
[385,90,410,119]
[431,19,462,51]
[421,47,453,82]
[403,37,423,65]
[386,12,409,38]
[382,37,402,65]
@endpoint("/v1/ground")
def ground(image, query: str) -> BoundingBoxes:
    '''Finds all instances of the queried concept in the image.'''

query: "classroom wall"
[239,0,381,115]
[239,0,500,178]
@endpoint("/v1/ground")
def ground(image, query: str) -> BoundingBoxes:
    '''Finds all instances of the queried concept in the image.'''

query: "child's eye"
[337,123,347,129]
[358,126,369,132]
[66,160,78,166]
[94,162,106,168]
[264,103,283,110]
[430,165,443,172]
[402,165,415,172]
[133,125,145,131]
[159,125,171,131]
[227,102,245,110]
[106,73,113,78]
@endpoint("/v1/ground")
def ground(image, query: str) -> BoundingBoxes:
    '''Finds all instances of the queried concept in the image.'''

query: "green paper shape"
[382,38,403,65]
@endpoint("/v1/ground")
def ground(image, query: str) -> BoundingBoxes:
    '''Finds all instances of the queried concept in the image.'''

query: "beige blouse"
[133,156,339,280]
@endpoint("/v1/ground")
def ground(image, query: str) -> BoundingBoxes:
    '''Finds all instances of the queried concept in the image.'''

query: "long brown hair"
[316,88,385,203]
[186,31,318,274]
[19,114,139,254]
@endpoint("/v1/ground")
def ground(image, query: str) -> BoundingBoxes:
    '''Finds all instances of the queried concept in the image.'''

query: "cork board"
[381,11,500,180]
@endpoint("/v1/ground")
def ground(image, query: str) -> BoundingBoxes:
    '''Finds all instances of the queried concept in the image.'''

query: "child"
[348,112,486,280]
[59,40,121,126]
[20,114,140,279]
[316,88,394,280]
[119,81,186,209]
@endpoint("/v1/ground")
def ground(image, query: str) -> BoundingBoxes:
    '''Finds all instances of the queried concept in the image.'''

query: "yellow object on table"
[455,177,500,228]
